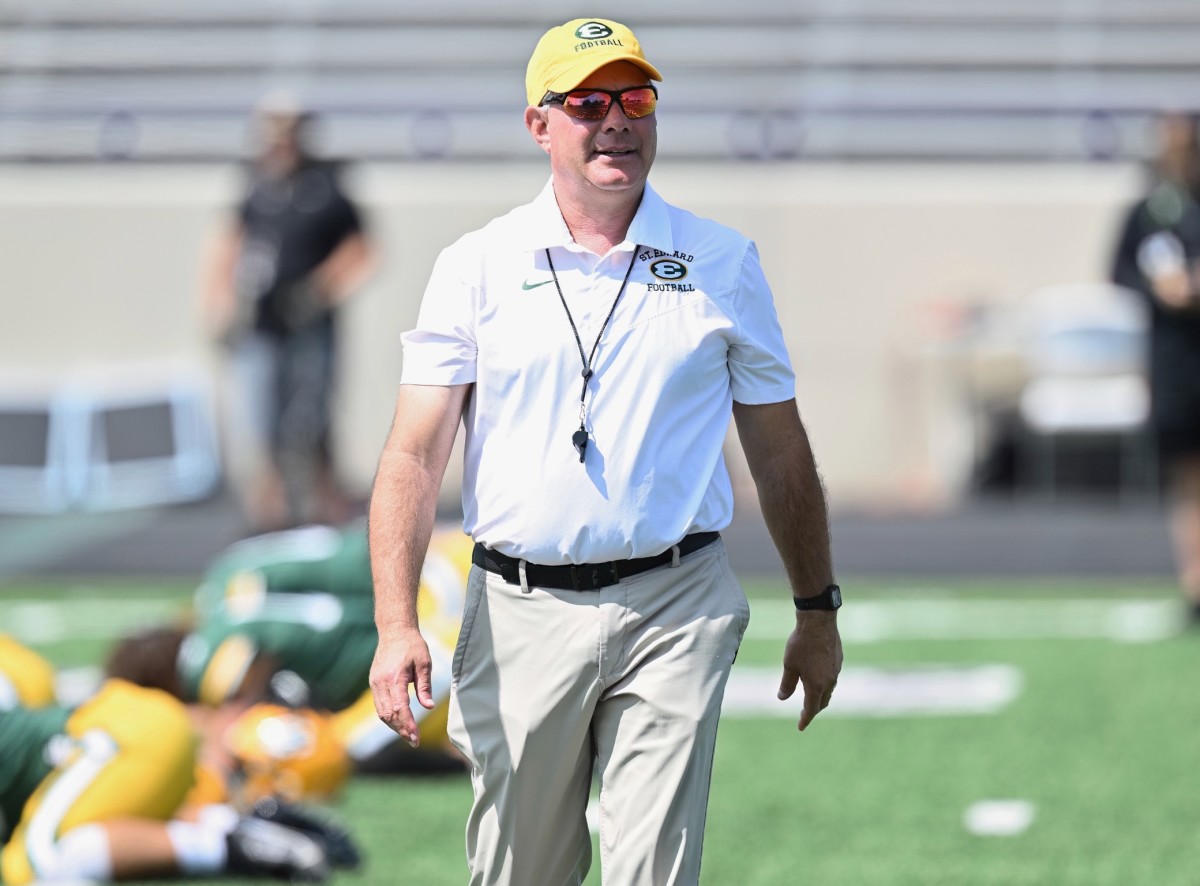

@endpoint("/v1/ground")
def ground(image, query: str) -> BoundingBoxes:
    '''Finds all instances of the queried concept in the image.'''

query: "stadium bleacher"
[1,0,1198,162]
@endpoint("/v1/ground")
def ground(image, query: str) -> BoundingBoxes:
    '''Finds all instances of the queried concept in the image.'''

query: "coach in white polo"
[369,17,842,885]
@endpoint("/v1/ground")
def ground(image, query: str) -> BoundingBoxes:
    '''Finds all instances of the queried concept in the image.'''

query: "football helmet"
[224,704,351,805]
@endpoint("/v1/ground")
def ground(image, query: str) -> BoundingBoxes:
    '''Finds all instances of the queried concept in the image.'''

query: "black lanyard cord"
[545,247,639,462]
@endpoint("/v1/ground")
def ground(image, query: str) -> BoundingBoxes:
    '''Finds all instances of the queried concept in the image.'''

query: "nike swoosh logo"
[521,279,554,290]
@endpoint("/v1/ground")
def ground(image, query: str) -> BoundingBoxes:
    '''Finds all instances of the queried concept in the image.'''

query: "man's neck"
[553,183,644,255]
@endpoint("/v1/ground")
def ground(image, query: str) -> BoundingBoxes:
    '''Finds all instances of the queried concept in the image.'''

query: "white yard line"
[1,594,1181,648]
[0,597,185,643]
[2,594,1181,647]
[746,598,1182,643]
[964,799,1036,836]
[724,664,1023,718]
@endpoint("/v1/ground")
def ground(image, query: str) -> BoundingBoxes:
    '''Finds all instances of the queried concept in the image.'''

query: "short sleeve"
[399,241,479,386]
[326,182,364,241]
[728,241,796,404]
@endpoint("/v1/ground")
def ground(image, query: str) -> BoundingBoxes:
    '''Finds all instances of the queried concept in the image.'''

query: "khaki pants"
[447,540,750,886]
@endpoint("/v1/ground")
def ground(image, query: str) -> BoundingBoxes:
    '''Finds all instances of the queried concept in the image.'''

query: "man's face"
[531,60,657,197]
[1157,114,1200,190]
[257,113,304,176]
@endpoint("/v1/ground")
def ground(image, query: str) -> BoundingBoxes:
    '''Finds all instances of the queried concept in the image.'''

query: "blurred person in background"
[1111,111,1200,624]
[0,677,356,885]
[201,95,377,534]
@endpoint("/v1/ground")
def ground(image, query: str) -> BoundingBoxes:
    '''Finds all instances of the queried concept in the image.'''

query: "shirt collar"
[513,177,674,254]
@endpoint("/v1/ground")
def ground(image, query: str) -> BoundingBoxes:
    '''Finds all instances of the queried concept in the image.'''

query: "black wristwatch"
[793,584,842,612]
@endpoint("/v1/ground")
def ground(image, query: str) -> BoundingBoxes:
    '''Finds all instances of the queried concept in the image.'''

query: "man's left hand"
[777,611,843,731]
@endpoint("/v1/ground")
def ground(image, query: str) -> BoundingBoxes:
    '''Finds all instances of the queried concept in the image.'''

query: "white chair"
[65,363,222,512]
[1015,282,1154,500]
[0,363,222,514]
[0,376,73,514]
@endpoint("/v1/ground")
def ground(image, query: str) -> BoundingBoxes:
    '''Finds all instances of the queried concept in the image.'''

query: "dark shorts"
[1152,385,1200,460]
[271,323,336,458]
[1148,331,1200,461]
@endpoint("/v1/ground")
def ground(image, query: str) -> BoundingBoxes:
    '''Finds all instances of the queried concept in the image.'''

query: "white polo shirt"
[400,180,795,564]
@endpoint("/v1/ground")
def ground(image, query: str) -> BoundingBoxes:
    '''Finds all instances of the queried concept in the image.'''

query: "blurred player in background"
[107,522,471,781]
[201,94,377,533]
[1111,111,1200,624]
[0,677,358,885]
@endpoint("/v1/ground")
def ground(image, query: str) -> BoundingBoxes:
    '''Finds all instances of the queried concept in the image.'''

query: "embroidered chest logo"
[639,249,697,292]
[650,259,687,281]
[521,277,554,290]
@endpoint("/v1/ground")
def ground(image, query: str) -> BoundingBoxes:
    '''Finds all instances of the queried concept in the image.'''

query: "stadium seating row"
[6,23,1200,71]
[7,0,1200,26]
[0,0,1196,161]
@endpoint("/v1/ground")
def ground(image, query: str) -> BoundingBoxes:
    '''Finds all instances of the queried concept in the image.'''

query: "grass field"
[2,575,1196,886]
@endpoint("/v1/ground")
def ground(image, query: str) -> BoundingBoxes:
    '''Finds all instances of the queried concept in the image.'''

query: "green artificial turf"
[2,577,1195,885]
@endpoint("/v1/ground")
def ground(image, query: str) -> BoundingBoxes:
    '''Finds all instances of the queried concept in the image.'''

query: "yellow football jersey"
[0,636,57,711]
[1,680,197,886]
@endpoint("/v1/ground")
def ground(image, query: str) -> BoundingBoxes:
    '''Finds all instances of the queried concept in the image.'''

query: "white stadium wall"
[0,162,1144,511]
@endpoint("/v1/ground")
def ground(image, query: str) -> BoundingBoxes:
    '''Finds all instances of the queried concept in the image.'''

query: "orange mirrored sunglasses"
[540,85,658,121]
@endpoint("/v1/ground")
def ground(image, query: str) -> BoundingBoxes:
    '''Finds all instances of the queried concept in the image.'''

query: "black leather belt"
[472,531,720,591]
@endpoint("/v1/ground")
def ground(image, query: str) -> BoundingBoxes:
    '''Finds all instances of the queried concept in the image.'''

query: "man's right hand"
[369,627,434,747]
[777,610,842,732]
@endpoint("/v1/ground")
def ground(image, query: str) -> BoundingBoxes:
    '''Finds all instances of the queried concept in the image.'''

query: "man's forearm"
[734,401,834,598]
[315,232,376,305]
[368,384,471,635]
[368,449,442,634]
[757,429,834,598]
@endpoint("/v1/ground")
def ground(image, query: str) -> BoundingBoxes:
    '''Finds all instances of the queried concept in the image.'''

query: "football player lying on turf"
[0,678,359,885]
[106,522,472,776]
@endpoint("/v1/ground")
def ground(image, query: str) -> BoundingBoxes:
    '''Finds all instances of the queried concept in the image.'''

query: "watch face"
[829,587,843,608]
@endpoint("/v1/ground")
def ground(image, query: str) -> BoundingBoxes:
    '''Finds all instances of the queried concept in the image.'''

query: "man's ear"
[525,106,552,155]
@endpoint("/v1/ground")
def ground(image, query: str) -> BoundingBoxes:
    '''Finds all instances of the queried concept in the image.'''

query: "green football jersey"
[0,705,70,842]
[181,524,377,711]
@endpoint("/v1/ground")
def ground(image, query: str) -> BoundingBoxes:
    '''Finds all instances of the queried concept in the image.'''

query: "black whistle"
[572,428,588,463]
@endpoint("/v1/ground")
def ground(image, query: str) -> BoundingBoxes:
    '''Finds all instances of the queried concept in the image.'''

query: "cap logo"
[575,22,614,40]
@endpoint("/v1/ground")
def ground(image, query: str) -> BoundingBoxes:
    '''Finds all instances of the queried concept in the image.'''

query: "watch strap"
[793,584,842,611]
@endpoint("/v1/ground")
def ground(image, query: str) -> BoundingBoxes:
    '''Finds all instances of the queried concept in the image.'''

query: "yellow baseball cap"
[525,18,663,108]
